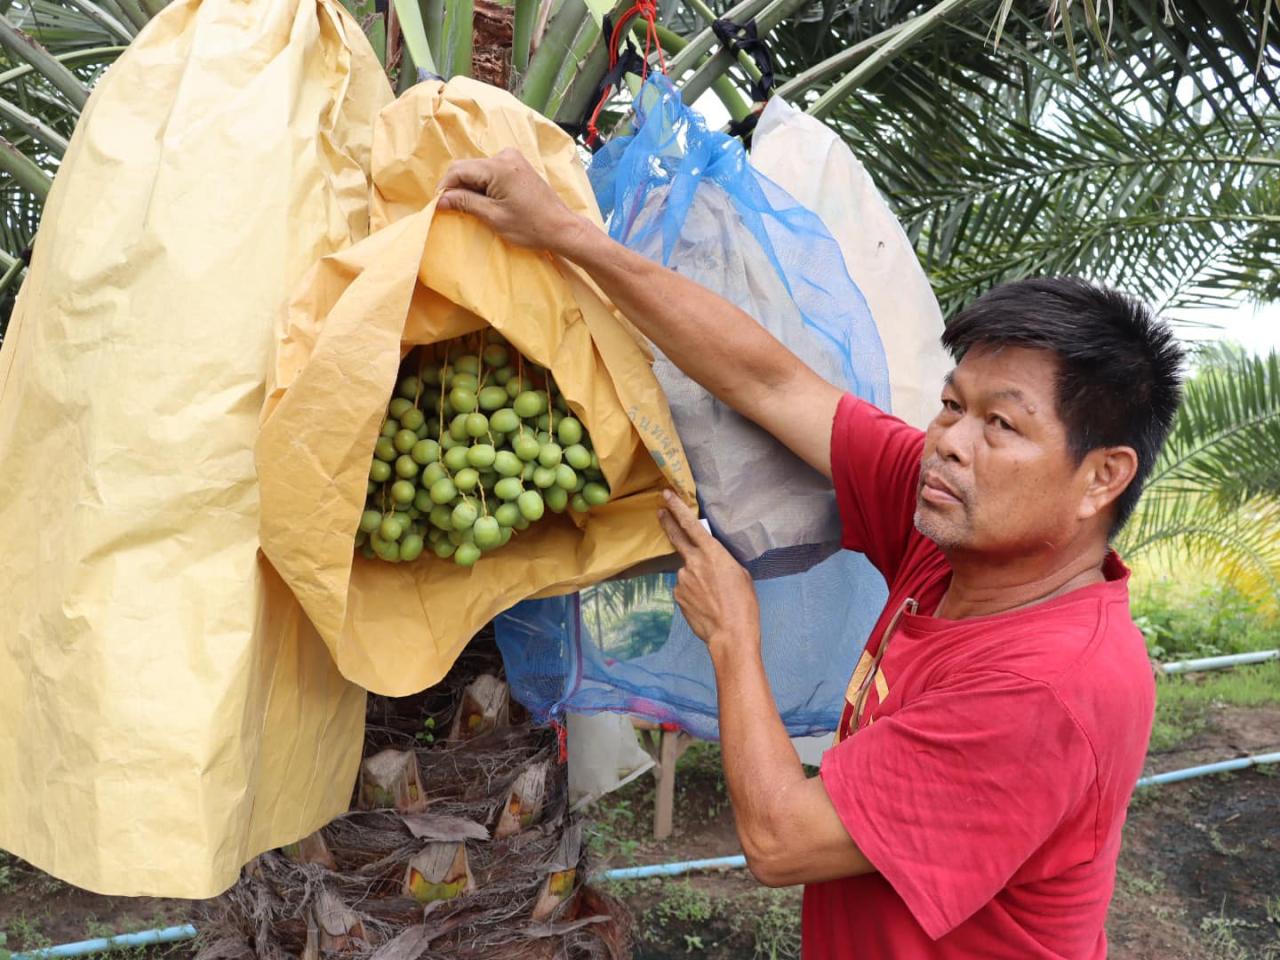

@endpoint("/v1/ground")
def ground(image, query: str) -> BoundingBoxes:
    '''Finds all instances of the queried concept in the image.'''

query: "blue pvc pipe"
[10,924,197,959]
[1136,751,1280,788]
[596,854,748,882]
[1161,649,1278,674]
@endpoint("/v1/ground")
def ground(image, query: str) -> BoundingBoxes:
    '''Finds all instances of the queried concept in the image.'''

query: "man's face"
[915,345,1090,556]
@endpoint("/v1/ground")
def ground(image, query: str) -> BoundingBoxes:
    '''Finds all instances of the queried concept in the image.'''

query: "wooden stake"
[404,842,476,904]
[358,748,428,813]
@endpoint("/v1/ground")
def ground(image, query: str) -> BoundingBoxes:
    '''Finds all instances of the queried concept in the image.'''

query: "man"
[438,150,1185,957]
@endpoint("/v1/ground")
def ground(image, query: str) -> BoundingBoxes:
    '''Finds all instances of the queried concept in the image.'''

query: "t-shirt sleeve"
[829,394,927,580]
[819,671,1097,939]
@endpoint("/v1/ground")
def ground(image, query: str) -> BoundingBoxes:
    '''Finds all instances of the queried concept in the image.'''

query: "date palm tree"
[0,0,1276,594]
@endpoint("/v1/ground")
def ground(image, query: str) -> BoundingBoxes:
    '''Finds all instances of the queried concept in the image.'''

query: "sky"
[1180,300,1280,357]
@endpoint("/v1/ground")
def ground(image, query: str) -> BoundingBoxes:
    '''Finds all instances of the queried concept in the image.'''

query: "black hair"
[941,277,1185,536]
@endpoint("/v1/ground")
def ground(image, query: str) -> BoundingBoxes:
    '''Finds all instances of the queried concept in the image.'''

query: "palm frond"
[1143,350,1280,508]
[1118,351,1280,603]
[1118,493,1280,601]
[581,573,671,623]
[814,9,1280,314]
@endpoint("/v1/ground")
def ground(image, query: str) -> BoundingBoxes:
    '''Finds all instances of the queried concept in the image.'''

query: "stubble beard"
[914,499,970,551]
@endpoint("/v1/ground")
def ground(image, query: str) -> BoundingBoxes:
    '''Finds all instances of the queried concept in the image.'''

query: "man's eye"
[990,415,1014,431]
[941,398,961,413]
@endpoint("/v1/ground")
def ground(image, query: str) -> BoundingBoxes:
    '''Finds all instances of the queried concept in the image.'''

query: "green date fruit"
[557,417,583,446]
[490,408,520,434]
[495,477,524,501]
[473,516,501,550]
[583,482,611,507]
[478,386,508,412]
[517,490,545,521]
[494,450,522,477]
[545,486,568,513]
[395,429,419,454]
[400,534,425,562]
[411,439,440,465]
[429,477,458,504]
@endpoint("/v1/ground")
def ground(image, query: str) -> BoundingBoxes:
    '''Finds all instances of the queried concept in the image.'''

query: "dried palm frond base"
[196,636,629,960]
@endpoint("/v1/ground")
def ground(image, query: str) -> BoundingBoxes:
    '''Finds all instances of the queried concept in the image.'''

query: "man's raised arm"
[438,149,843,479]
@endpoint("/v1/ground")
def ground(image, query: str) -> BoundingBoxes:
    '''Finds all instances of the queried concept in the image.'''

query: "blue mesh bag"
[495,76,894,738]
[495,549,884,739]
[588,74,890,578]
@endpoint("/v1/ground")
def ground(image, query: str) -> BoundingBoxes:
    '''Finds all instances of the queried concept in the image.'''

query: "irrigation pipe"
[1160,649,1278,674]
[9,924,198,958]
[595,853,748,882]
[12,750,1280,956]
[1134,750,1280,788]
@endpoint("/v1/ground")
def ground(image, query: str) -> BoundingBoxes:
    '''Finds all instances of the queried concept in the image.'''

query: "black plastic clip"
[711,18,776,104]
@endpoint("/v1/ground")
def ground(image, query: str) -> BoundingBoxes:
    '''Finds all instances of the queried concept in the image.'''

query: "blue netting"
[494,78,892,738]
[589,75,889,577]
[589,75,888,405]
[495,550,884,740]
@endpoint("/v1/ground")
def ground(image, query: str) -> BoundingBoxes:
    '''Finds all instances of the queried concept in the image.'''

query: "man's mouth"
[920,471,963,506]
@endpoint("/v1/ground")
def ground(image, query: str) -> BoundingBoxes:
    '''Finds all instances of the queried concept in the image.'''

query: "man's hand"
[437,148,586,252]
[658,491,760,659]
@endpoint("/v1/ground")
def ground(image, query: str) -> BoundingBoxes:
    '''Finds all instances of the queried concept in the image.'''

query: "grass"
[1199,913,1251,960]
[1149,661,1280,752]
[0,852,14,896]
[1132,580,1279,661]
[1116,865,1166,897]
[605,877,801,958]
[586,794,643,863]
[3,913,51,952]
[743,888,802,960]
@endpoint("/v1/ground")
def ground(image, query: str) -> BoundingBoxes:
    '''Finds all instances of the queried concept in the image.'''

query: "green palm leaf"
[1143,350,1280,508]
[1119,351,1280,602]
[815,10,1279,314]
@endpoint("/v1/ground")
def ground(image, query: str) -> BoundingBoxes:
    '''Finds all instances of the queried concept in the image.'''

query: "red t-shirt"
[802,395,1155,959]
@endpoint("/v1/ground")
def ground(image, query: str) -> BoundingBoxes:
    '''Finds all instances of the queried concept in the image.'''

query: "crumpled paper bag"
[256,77,694,697]
[749,97,950,430]
[0,0,391,897]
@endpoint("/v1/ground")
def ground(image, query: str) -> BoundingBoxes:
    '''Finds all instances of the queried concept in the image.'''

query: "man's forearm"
[711,636,809,877]
[712,638,878,886]
[555,217,817,428]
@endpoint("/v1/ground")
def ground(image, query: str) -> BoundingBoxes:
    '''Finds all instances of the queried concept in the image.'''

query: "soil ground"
[2,699,1277,959]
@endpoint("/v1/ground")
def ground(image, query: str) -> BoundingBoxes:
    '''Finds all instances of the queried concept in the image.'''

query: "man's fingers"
[662,491,713,546]
[438,158,496,196]
[437,188,500,224]
[658,507,697,558]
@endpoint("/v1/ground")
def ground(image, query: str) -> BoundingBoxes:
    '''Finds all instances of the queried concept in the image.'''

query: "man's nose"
[934,416,974,465]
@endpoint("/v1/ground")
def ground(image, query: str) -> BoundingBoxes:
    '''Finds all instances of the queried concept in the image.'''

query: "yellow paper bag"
[257,78,693,697]
[0,0,392,897]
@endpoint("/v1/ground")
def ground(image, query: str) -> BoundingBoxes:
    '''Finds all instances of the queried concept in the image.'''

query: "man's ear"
[1077,446,1139,523]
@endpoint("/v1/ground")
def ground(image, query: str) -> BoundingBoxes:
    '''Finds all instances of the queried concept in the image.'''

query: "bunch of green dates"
[356,332,612,567]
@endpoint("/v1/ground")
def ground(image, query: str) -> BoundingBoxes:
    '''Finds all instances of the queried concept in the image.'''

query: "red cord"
[585,0,666,148]
[553,718,568,764]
